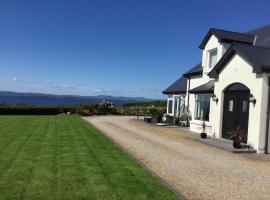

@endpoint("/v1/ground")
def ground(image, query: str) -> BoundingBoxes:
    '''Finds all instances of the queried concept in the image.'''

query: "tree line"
[0,100,166,116]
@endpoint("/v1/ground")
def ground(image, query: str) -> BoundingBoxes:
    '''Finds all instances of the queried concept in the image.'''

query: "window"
[195,94,210,121]
[168,99,173,114]
[242,100,248,113]
[229,100,234,112]
[209,49,217,68]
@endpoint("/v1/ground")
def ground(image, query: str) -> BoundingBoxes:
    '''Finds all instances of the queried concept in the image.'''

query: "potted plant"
[229,127,245,149]
[200,121,207,139]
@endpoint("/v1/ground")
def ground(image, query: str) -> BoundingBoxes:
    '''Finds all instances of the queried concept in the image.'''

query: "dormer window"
[208,49,217,69]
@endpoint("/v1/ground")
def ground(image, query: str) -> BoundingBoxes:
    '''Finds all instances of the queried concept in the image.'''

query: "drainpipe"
[187,77,191,127]
[264,77,270,154]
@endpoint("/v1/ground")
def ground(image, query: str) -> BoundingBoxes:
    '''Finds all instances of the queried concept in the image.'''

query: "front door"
[222,92,250,143]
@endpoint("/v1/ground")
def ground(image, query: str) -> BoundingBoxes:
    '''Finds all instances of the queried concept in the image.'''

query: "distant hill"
[0,91,158,106]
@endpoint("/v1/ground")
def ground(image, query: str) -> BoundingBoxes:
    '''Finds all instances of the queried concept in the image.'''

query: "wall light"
[212,94,218,103]
[249,94,256,104]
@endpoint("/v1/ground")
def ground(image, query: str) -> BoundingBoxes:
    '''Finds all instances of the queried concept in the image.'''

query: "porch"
[172,126,256,153]
[142,117,256,153]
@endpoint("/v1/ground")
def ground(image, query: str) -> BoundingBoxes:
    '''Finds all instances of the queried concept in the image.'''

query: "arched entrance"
[222,83,250,143]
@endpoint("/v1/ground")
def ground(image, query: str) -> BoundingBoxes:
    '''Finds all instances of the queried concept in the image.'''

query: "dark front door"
[222,92,250,143]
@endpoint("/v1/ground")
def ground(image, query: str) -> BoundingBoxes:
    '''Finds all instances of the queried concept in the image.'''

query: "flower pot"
[200,132,207,139]
[233,140,242,149]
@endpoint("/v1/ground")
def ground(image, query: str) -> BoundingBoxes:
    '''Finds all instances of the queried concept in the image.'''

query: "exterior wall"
[189,117,213,134]
[261,74,270,153]
[189,35,230,135]
[202,35,230,75]
[187,75,214,134]
[222,42,231,55]
[212,54,267,153]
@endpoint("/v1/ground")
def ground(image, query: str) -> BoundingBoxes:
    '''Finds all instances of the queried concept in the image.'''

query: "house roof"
[209,43,270,78]
[183,63,203,78]
[199,28,255,49]
[164,25,270,96]
[162,76,187,95]
[246,24,270,47]
[189,80,215,94]
[163,63,202,95]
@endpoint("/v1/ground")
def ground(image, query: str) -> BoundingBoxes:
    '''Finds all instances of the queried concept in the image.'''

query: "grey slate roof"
[162,76,187,95]
[209,43,270,78]
[199,28,255,49]
[189,80,215,94]
[246,25,270,47]
[183,63,203,77]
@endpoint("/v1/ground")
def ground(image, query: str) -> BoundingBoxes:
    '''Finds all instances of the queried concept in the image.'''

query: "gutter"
[264,77,270,154]
[183,71,203,78]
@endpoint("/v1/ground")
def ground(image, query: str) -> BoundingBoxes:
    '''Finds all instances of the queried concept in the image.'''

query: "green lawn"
[0,116,178,200]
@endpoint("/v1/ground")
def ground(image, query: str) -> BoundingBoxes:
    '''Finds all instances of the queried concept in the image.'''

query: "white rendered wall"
[189,35,220,133]
[189,35,231,134]
[188,75,214,134]
[212,54,267,153]
[257,73,270,153]
[202,35,230,75]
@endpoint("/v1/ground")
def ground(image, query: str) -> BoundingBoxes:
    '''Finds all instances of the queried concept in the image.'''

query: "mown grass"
[0,116,178,200]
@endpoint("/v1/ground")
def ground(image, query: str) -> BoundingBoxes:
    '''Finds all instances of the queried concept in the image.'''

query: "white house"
[163,25,270,154]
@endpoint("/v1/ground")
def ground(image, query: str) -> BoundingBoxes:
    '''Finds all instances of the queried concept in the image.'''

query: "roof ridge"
[199,28,255,49]
[211,28,255,37]
[246,24,270,33]
[233,42,270,50]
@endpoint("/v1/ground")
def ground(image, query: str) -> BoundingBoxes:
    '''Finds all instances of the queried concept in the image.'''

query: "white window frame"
[167,98,174,115]
[207,48,217,69]
[173,95,181,117]
[167,95,185,117]
[194,94,211,122]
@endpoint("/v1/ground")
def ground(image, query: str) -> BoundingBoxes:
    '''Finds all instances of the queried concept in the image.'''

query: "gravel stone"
[84,116,270,200]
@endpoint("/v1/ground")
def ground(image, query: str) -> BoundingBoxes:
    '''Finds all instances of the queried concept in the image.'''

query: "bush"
[0,105,75,115]
[0,100,166,116]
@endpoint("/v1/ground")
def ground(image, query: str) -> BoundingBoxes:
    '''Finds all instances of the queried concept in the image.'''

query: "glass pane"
[242,100,248,113]
[194,94,210,121]
[209,50,217,68]
[168,100,173,114]
[229,100,233,112]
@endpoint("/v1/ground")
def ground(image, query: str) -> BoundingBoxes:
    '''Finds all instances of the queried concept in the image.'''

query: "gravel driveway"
[84,116,270,200]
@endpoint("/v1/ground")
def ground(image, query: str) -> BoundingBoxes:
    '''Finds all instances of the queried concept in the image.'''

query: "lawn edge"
[82,116,187,200]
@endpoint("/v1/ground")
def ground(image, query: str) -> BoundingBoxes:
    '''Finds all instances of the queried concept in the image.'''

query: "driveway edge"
[82,117,187,200]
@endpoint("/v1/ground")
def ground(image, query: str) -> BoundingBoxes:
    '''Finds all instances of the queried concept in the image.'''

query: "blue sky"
[1,0,270,98]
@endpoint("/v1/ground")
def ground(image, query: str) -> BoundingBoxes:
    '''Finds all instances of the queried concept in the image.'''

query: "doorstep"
[193,136,256,154]
[137,117,256,154]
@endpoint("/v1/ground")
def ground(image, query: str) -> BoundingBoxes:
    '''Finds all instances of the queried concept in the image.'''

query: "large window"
[167,99,173,114]
[209,49,217,69]
[194,94,210,121]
